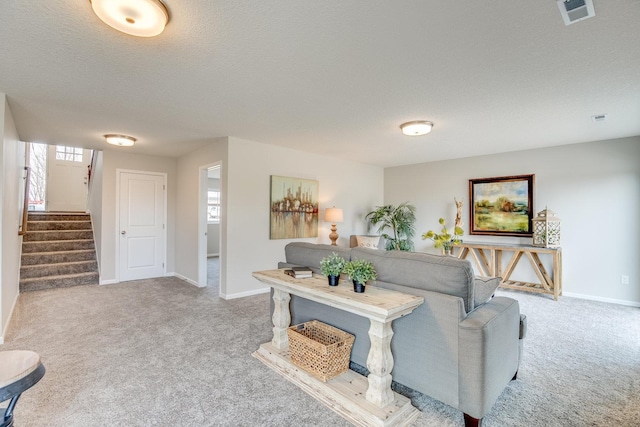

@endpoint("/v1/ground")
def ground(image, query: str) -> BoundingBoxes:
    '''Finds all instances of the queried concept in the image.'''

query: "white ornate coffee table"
[252,269,424,426]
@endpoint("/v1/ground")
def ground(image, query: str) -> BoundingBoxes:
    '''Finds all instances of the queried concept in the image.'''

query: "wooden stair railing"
[18,166,31,236]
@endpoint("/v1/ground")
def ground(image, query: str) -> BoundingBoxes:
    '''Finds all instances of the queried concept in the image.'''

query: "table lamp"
[324,207,344,246]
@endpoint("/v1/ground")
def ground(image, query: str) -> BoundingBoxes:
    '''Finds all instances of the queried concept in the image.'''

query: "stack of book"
[284,266,313,279]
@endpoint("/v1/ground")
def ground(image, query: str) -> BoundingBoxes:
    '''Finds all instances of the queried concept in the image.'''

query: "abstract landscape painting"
[270,175,319,239]
[469,175,534,236]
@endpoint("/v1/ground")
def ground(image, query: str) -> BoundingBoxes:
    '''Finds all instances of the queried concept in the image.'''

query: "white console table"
[252,269,424,427]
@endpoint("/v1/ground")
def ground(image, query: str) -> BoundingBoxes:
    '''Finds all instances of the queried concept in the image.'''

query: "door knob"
[121,230,126,235]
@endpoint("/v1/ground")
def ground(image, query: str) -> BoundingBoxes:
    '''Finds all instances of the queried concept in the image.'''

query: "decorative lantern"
[532,207,561,248]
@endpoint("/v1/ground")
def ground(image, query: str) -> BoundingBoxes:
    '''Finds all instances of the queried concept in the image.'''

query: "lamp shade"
[91,0,169,37]
[324,207,343,223]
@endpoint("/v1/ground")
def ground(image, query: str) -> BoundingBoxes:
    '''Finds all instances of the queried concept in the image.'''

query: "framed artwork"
[469,174,534,236]
[270,175,319,239]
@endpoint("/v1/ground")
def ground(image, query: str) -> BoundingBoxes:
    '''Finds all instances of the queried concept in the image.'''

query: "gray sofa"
[276,242,526,427]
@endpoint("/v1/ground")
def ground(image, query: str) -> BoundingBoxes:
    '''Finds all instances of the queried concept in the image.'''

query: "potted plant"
[343,259,377,293]
[365,202,416,251]
[320,252,347,286]
[422,217,464,255]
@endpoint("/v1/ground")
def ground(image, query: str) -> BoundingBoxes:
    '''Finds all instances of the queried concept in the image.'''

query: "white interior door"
[47,145,91,211]
[118,171,166,282]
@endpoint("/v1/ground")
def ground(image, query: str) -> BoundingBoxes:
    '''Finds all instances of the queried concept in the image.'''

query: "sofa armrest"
[458,296,521,419]
[519,313,527,339]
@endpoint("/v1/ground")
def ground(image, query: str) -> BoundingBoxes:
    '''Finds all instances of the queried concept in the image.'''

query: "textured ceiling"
[0,1,638,167]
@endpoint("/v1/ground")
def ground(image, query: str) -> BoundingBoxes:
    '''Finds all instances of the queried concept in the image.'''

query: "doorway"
[117,170,167,282]
[27,142,92,212]
[199,163,222,294]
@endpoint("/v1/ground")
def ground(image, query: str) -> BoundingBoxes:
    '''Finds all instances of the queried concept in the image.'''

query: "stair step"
[21,249,96,265]
[27,220,92,231]
[22,239,95,253]
[20,271,99,292]
[20,213,98,292]
[20,260,98,279]
[23,229,94,242]
[27,212,90,222]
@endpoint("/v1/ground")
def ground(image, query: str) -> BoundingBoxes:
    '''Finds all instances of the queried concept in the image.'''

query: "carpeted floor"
[2,277,639,426]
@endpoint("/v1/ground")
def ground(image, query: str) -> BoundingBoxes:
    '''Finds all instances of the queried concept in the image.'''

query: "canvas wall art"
[270,175,319,239]
[469,174,534,236]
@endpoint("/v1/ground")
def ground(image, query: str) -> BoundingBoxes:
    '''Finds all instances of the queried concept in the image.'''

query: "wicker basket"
[287,320,355,382]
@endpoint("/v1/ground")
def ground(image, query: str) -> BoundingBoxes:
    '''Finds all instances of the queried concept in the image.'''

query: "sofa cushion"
[284,242,351,274]
[349,235,383,249]
[355,235,380,249]
[474,276,501,308]
[352,247,477,312]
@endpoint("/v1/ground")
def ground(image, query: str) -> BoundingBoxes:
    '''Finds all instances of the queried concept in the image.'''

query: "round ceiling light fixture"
[91,0,170,37]
[104,134,136,147]
[400,120,434,136]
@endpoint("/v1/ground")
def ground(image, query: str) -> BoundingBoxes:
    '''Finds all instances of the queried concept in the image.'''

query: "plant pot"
[352,280,366,293]
[328,275,340,286]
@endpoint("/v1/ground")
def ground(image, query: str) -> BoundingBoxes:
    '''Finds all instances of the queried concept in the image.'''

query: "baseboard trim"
[0,291,20,344]
[563,292,640,307]
[99,279,118,285]
[171,272,202,288]
[220,287,270,300]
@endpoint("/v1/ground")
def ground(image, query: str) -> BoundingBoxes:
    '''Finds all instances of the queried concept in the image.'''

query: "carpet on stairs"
[19,212,99,292]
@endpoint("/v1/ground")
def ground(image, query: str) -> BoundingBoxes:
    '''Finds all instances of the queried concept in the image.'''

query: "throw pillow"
[356,235,380,249]
[474,276,501,308]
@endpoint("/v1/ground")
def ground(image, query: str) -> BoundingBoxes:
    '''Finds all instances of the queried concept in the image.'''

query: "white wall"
[224,137,383,298]
[174,138,228,284]
[0,95,26,343]
[98,150,177,283]
[207,224,220,256]
[87,150,104,275]
[384,137,640,306]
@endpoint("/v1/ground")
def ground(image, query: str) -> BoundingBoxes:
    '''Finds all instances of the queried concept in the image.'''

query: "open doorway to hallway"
[201,164,221,294]
[27,142,92,212]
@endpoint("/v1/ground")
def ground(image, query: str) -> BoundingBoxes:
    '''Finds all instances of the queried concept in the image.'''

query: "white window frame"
[55,145,83,162]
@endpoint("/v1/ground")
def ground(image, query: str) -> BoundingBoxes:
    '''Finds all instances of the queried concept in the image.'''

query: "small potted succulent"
[343,259,377,293]
[320,252,347,286]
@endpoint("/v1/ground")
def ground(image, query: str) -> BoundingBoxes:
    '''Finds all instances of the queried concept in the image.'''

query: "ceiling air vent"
[557,0,595,26]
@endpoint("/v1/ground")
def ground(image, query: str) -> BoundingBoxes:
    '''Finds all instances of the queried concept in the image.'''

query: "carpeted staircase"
[20,212,99,292]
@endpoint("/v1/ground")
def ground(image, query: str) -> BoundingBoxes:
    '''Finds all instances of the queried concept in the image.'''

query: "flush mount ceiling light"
[90,0,169,37]
[400,121,434,136]
[104,134,136,147]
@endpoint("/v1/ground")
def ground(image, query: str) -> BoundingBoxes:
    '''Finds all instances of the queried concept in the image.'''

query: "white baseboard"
[0,291,20,345]
[563,292,640,307]
[171,272,202,288]
[220,287,270,300]
[207,253,219,258]
[99,279,118,285]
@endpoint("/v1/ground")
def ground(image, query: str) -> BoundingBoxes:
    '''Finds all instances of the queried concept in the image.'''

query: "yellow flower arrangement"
[422,218,464,253]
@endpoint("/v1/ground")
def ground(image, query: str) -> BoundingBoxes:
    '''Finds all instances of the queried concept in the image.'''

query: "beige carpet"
[2,277,639,426]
